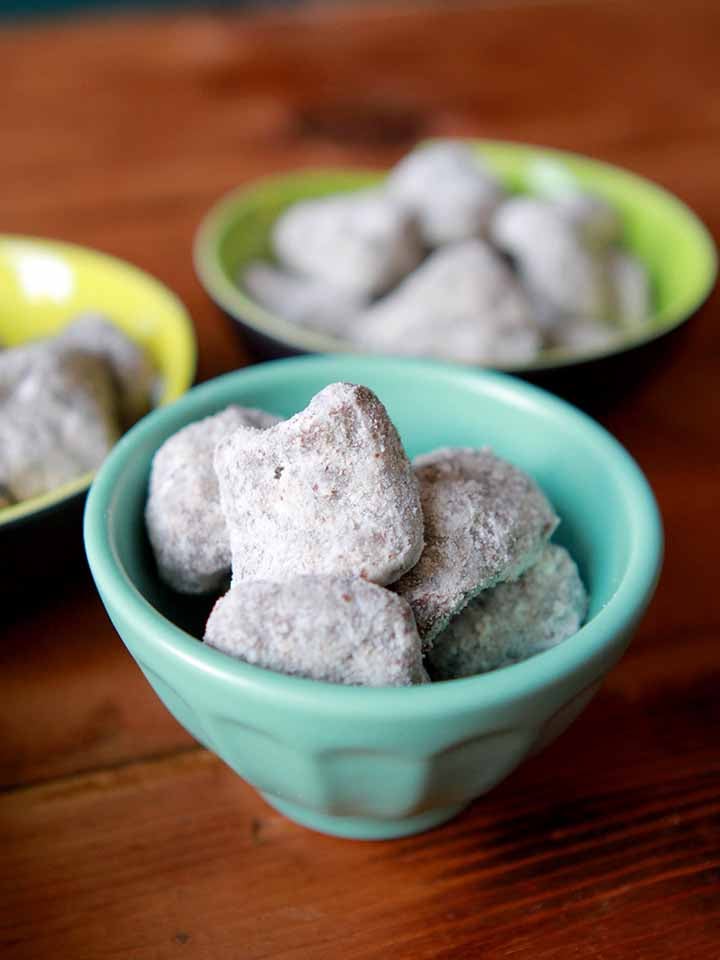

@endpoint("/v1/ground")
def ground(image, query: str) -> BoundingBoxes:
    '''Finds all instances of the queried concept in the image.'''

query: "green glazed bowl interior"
[0,235,197,531]
[84,355,662,839]
[194,140,717,372]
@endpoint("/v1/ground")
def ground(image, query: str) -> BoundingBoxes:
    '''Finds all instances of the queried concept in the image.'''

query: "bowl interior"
[89,356,661,699]
[195,140,717,371]
[0,235,196,528]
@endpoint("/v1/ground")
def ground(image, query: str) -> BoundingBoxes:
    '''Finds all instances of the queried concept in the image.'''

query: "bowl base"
[260,793,468,840]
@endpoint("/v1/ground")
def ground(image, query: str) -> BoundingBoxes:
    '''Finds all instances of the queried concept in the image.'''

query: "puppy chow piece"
[0,406,86,501]
[242,261,367,338]
[606,251,650,330]
[204,575,428,686]
[428,544,588,679]
[59,313,157,425]
[552,192,623,249]
[0,349,119,501]
[0,484,15,509]
[386,141,505,247]
[214,382,424,587]
[491,197,610,326]
[38,352,119,470]
[548,317,621,354]
[393,447,558,645]
[351,240,541,366]
[0,338,53,394]
[272,190,423,297]
[146,405,281,594]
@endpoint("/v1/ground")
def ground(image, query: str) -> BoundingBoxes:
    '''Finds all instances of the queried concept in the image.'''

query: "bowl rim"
[0,233,197,531]
[193,137,717,373]
[84,355,663,718]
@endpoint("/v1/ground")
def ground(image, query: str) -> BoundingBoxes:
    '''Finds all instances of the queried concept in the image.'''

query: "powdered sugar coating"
[351,241,541,366]
[607,251,650,331]
[386,141,505,247]
[0,348,119,501]
[491,197,610,325]
[146,405,281,594]
[0,340,46,390]
[214,382,424,587]
[272,190,423,297]
[204,575,428,686]
[393,447,559,645]
[59,314,156,426]
[427,544,588,679]
[242,261,367,337]
[553,192,622,249]
[548,316,621,354]
[0,407,84,501]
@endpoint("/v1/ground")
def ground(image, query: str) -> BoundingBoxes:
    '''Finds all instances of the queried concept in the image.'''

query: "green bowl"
[194,140,716,373]
[0,235,196,536]
[84,355,662,840]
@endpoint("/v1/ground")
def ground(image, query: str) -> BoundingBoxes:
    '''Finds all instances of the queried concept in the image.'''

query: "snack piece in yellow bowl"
[0,235,195,530]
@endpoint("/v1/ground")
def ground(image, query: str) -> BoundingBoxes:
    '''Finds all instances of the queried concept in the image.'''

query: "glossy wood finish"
[1,1,719,956]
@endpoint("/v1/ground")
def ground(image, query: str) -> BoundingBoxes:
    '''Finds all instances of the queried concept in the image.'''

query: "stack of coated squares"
[146,383,587,686]
[242,141,650,365]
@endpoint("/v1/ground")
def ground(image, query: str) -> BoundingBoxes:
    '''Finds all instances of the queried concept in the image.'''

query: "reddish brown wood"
[1,1,719,957]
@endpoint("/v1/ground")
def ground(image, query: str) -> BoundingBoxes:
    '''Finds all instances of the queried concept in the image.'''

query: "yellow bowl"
[0,235,196,531]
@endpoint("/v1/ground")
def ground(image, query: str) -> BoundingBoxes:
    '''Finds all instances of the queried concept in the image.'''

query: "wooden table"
[2,1,719,956]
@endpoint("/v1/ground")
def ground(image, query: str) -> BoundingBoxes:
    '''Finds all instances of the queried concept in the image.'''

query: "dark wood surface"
[2,1,719,957]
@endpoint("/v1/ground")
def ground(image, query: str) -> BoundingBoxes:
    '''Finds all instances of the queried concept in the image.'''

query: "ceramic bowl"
[194,140,716,380]
[84,355,662,840]
[0,235,196,590]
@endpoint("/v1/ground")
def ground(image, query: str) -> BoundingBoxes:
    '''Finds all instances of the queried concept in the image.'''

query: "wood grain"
[2,731,719,959]
[1,0,719,956]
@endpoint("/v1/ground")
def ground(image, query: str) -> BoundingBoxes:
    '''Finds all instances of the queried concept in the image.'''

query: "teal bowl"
[84,356,662,840]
